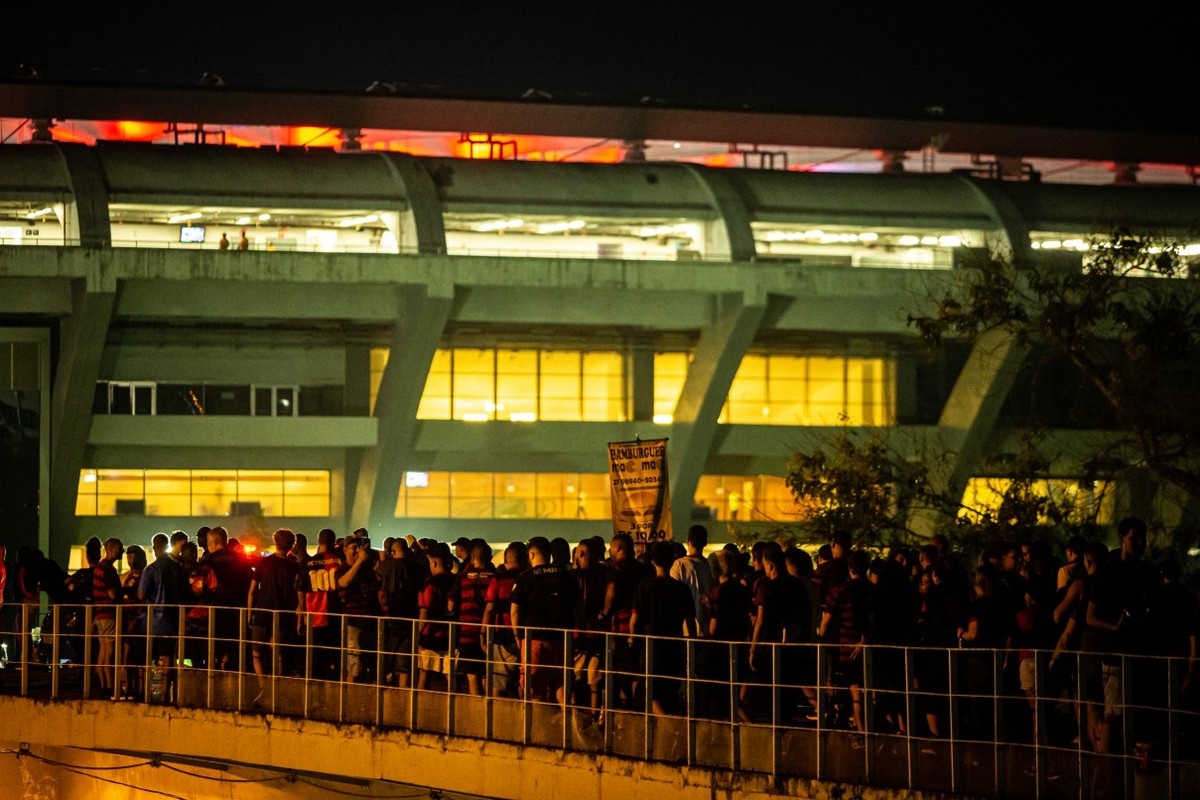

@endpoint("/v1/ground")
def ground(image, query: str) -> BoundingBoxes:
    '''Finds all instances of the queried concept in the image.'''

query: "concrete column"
[667,289,767,535]
[908,328,1026,536]
[49,277,116,558]
[47,144,112,557]
[379,153,447,255]
[54,144,111,247]
[630,345,655,422]
[350,280,454,531]
[680,164,757,262]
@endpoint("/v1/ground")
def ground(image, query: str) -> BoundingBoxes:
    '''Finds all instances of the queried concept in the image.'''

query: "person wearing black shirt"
[630,541,697,716]
[510,537,582,704]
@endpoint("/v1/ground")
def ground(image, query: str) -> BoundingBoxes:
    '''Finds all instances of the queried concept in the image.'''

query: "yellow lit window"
[582,352,625,421]
[450,472,494,517]
[693,474,810,523]
[961,478,1115,526]
[496,349,537,420]
[76,468,331,518]
[722,354,893,426]
[369,347,390,415]
[396,471,612,519]
[144,469,191,516]
[653,352,690,420]
[418,346,628,422]
[416,349,453,419]
[452,349,495,420]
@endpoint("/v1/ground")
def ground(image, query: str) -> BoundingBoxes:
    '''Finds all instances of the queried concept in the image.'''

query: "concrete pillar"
[379,154,447,255]
[667,289,767,535]
[631,345,655,422]
[350,281,454,531]
[49,279,116,559]
[680,164,757,262]
[47,144,112,558]
[908,329,1026,537]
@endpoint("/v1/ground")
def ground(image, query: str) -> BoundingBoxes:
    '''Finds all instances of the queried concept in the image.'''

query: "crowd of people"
[2,516,1198,757]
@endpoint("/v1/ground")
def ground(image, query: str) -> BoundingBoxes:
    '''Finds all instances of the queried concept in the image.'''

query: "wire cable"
[158,761,287,783]
[293,776,428,798]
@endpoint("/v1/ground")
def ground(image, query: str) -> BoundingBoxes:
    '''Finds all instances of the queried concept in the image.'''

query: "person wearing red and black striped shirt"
[449,539,496,696]
[482,542,528,697]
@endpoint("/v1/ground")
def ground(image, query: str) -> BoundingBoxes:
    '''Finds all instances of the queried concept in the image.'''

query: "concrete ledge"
[0,695,962,800]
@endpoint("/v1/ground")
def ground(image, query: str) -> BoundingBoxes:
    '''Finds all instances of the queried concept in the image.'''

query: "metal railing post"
[49,604,61,698]
[82,604,94,699]
[686,637,697,767]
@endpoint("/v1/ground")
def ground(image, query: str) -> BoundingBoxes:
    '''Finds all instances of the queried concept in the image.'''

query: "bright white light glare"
[898,235,921,246]
[672,142,682,149]
[536,219,587,234]
[804,229,824,239]
[462,413,489,422]
[483,401,497,412]
[938,235,962,247]
[477,218,524,232]
[168,212,202,223]
[653,413,673,424]
[1062,239,1088,251]
[858,232,879,241]
[509,412,536,422]
[82,472,97,483]
[25,207,54,219]
[920,236,939,246]
[1179,244,1200,256]
[1041,240,1062,249]
[258,213,272,221]
[235,216,252,225]
[338,214,380,227]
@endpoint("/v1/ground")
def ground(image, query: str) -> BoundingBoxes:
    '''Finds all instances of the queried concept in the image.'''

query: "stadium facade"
[3,87,1200,563]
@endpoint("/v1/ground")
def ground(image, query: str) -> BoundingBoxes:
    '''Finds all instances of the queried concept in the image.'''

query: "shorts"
[95,618,117,643]
[1019,656,1037,692]
[418,647,450,675]
[526,639,564,701]
[490,642,520,695]
[573,650,601,686]
[456,642,487,677]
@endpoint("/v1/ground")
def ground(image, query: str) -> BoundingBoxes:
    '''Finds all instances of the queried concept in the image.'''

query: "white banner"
[608,438,672,543]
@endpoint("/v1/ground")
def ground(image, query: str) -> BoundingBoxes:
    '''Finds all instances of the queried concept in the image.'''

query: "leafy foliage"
[908,229,1200,501]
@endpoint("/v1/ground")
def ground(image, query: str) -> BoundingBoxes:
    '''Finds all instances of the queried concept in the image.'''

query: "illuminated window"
[416,347,628,421]
[961,478,1115,526]
[653,352,690,421]
[397,471,612,519]
[721,354,893,426]
[693,474,811,523]
[369,347,389,416]
[76,469,331,517]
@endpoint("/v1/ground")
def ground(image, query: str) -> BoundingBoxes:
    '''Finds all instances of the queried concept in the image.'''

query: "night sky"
[2,3,1196,135]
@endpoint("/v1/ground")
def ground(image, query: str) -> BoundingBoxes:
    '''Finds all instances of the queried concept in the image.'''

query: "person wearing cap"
[452,537,472,573]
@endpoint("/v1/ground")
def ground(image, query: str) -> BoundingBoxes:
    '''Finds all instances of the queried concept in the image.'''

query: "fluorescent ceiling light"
[509,412,536,422]
[477,218,524,232]
[339,214,379,227]
[25,207,54,219]
[235,217,252,225]
[168,212,201,223]
[258,213,271,221]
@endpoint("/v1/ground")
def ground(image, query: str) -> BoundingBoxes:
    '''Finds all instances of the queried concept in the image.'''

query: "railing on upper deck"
[2,601,1196,798]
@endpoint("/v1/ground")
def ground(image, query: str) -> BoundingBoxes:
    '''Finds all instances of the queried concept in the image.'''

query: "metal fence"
[2,601,1197,799]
